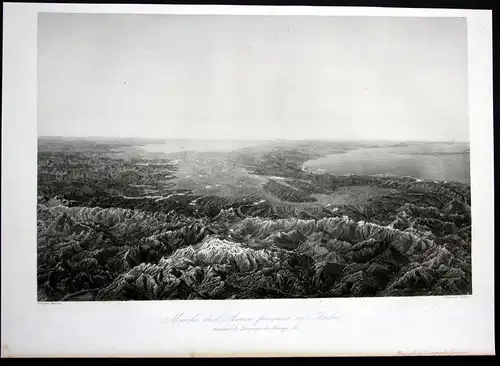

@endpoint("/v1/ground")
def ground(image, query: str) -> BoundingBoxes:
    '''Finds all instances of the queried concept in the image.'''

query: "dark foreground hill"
[37,139,472,301]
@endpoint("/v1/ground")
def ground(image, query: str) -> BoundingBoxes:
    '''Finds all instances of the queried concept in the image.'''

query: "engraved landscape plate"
[36,12,473,302]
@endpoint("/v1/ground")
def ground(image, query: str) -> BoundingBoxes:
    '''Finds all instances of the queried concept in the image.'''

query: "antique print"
[37,13,472,301]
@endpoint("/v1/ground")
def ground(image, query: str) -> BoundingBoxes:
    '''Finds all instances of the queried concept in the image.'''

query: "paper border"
[1,3,494,357]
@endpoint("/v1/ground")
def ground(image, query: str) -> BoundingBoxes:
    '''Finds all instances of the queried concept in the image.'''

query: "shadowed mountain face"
[37,138,471,301]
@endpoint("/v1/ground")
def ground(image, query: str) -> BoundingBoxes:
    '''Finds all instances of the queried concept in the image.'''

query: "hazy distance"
[38,14,469,142]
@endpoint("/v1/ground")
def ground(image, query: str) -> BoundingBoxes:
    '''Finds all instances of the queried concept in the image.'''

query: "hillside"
[37,138,472,301]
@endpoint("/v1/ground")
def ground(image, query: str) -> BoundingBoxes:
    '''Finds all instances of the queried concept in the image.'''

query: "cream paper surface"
[1,3,494,357]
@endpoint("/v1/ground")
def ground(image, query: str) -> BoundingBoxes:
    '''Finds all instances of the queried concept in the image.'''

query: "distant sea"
[304,143,470,184]
[141,140,470,184]
[140,139,266,154]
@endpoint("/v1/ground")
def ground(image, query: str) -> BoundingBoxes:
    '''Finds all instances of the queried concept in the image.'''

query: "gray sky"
[38,14,469,141]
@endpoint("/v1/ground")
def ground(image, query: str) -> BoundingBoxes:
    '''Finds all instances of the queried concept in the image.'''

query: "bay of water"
[141,139,266,154]
[304,143,470,184]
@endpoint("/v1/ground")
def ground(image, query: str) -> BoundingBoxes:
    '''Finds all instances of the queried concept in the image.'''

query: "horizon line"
[37,135,470,143]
